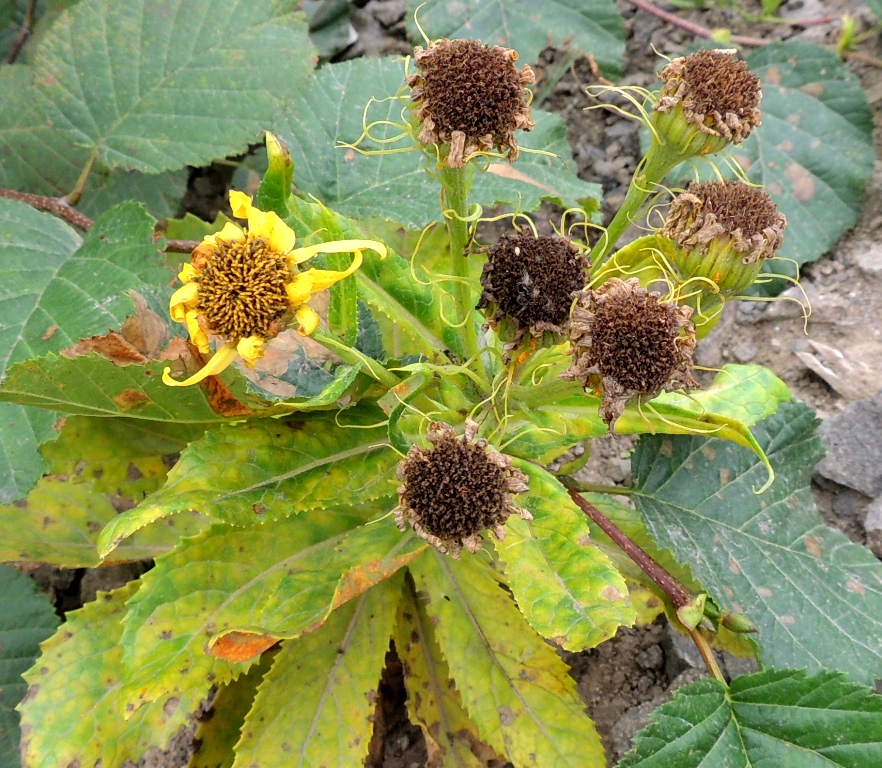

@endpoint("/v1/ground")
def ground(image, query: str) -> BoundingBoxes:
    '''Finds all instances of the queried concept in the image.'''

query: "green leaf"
[0,476,207,567]
[190,651,276,768]
[655,363,791,426]
[0,65,185,220]
[632,400,882,685]
[0,564,59,768]
[0,354,235,422]
[273,57,601,227]
[33,0,315,173]
[619,670,882,767]
[97,413,397,556]
[119,515,425,708]
[404,0,625,77]
[282,193,457,359]
[0,198,167,499]
[80,168,188,221]
[676,42,874,289]
[410,551,604,767]
[19,581,211,768]
[494,461,634,651]
[0,65,85,197]
[232,577,402,767]
[394,577,498,768]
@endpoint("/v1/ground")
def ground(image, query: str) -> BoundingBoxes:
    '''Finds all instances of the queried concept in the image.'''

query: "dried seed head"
[662,180,786,298]
[564,278,698,428]
[194,234,293,341]
[394,420,531,558]
[478,232,588,356]
[652,49,761,157]
[408,38,535,168]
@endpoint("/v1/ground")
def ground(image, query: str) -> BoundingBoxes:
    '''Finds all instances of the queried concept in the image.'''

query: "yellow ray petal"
[183,310,210,354]
[286,273,315,305]
[169,283,199,321]
[295,305,320,336]
[301,250,363,293]
[205,221,245,247]
[162,342,239,387]
[177,263,200,283]
[229,190,252,219]
[236,336,266,368]
[288,238,386,265]
[266,212,297,254]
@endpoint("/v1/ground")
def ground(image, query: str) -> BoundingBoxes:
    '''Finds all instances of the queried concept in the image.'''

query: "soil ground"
[20,1,882,766]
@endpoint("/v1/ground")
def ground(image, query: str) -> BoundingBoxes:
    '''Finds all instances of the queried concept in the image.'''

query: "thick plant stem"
[588,142,681,268]
[439,165,481,363]
[564,483,727,683]
[564,484,692,607]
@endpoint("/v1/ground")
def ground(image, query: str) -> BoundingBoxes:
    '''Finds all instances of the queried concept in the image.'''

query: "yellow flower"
[163,191,386,387]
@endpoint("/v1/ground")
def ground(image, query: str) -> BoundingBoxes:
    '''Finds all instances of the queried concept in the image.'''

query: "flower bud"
[662,180,786,299]
[651,49,761,159]
[408,38,535,168]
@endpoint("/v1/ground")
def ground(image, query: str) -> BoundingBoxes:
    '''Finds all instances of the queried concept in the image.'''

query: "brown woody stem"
[564,482,693,608]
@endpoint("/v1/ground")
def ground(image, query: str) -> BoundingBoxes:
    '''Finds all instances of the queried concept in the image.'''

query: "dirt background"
[20,1,882,766]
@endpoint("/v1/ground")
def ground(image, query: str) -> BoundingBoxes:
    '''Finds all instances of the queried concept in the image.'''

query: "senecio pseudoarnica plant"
[4,8,882,768]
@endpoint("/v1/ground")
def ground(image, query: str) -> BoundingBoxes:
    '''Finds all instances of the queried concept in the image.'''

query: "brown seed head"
[478,231,588,354]
[663,180,786,265]
[195,234,293,340]
[394,420,531,558]
[408,38,535,168]
[654,49,761,145]
[564,278,698,428]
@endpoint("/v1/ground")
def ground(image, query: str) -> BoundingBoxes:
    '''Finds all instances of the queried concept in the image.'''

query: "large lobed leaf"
[273,57,601,228]
[0,198,167,501]
[0,564,59,768]
[404,0,625,77]
[410,552,605,767]
[18,582,209,768]
[633,400,882,686]
[494,461,635,652]
[97,412,397,557]
[118,515,424,710]
[232,577,402,767]
[33,0,315,173]
[619,669,882,767]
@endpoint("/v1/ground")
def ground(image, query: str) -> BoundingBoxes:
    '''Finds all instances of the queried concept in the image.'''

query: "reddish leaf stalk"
[564,483,693,609]
[623,0,767,47]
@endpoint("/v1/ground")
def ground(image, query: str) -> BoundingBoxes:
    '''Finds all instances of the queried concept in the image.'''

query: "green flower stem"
[311,326,401,390]
[589,141,683,269]
[439,165,482,364]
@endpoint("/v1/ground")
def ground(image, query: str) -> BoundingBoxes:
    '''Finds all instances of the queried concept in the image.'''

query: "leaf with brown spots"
[394,578,494,768]
[410,551,605,767]
[63,331,148,366]
[233,578,401,767]
[209,632,277,663]
[18,581,210,768]
[633,401,882,685]
[493,461,634,652]
[117,513,423,709]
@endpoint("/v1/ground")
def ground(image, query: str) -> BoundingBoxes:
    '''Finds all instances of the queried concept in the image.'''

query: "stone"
[816,391,882,498]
